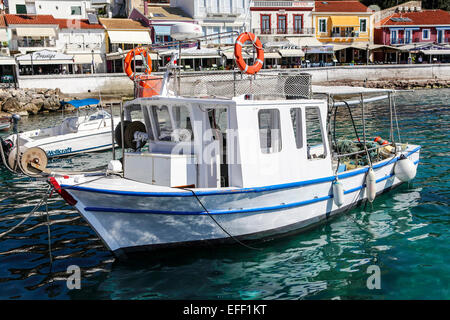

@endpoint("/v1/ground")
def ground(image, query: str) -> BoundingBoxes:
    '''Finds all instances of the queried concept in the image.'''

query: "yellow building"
[313,1,374,63]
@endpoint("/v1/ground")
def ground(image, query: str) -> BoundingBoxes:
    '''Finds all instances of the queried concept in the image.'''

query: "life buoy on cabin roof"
[234,32,264,75]
[124,47,152,81]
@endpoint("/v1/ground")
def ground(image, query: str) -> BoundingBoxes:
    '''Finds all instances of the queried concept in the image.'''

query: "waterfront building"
[99,17,152,73]
[6,0,112,19]
[5,14,60,55]
[170,0,250,45]
[374,8,450,63]
[0,14,17,84]
[312,0,374,64]
[129,3,193,45]
[55,18,106,74]
[250,0,323,68]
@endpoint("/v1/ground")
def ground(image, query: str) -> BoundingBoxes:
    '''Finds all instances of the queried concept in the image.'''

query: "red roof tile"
[379,9,450,26]
[315,1,371,13]
[0,15,6,28]
[4,14,59,25]
[55,19,104,29]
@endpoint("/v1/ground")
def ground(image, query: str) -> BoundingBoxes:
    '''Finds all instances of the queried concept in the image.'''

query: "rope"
[182,187,261,251]
[0,186,51,240]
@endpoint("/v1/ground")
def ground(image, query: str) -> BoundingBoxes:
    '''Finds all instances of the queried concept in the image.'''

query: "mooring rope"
[0,186,51,240]
[182,187,261,251]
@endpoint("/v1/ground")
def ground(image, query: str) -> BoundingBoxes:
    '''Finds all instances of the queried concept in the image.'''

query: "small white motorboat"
[0,98,123,174]
[45,35,420,258]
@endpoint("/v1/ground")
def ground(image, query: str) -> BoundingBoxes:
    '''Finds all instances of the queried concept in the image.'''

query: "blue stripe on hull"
[83,159,419,216]
[62,146,421,197]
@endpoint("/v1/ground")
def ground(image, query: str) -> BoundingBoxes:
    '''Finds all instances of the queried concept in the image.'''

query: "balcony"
[65,43,102,52]
[331,31,360,38]
[253,28,315,36]
[17,38,56,48]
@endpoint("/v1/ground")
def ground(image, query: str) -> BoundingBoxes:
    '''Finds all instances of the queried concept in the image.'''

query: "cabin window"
[152,105,173,141]
[258,109,282,154]
[172,106,194,141]
[305,107,326,159]
[290,108,303,149]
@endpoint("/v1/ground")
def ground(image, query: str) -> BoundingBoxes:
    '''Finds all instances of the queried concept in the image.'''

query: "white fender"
[366,168,376,203]
[394,155,417,182]
[333,180,344,207]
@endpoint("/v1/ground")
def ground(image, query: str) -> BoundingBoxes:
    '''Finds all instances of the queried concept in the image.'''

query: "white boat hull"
[54,146,420,257]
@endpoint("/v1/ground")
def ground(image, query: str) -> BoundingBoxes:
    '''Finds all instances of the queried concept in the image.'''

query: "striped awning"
[107,30,152,45]
[278,49,304,57]
[16,27,56,37]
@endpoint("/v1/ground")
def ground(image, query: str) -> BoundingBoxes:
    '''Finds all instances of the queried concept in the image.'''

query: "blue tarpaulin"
[64,98,100,108]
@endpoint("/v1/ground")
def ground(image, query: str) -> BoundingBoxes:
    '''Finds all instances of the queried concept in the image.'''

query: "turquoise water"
[0,89,448,299]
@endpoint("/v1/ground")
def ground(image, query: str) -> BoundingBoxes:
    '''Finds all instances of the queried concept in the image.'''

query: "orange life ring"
[234,32,264,75]
[124,47,152,80]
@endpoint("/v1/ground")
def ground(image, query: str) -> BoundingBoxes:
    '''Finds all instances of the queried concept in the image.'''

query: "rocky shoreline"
[1,79,449,117]
[0,87,77,118]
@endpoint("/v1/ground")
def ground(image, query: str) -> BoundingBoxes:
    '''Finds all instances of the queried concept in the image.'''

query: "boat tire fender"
[124,121,147,150]
[114,121,132,148]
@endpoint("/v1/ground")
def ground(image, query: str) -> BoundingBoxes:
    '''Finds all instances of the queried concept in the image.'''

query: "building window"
[293,15,303,34]
[391,30,398,44]
[332,27,340,37]
[405,30,411,44]
[319,18,327,33]
[71,6,81,15]
[422,29,430,40]
[360,19,367,32]
[16,4,27,14]
[305,107,326,159]
[258,109,282,154]
[277,15,287,34]
[290,108,303,149]
[261,15,271,34]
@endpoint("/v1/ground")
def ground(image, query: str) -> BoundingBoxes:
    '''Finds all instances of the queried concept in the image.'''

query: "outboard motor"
[11,114,21,134]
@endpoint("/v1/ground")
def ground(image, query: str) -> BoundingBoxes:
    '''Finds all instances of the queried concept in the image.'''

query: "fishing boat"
[45,32,420,258]
[0,98,122,174]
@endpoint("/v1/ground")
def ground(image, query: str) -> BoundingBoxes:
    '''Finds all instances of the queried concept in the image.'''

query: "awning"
[278,49,304,57]
[305,46,334,54]
[330,16,360,27]
[63,98,100,108]
[15,27,56,37]
[153,25,171,36]
[107,30,152,45]
[421,50,450,55]
[106,50,160,61]
[264,52,282,59]
[332,44,351,51]
[0,29,8,42]
[0,57,16,66]
[16,50,74,65]
[222,51,252,59]
[73,54,103,64]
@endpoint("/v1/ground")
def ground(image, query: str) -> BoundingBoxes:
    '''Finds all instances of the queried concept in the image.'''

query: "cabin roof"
[312,85,395,95]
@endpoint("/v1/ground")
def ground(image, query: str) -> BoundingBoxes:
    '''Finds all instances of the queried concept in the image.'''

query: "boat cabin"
[122,95,333,189]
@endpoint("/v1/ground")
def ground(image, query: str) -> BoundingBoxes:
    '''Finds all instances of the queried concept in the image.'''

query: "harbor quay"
[1,63,449,117]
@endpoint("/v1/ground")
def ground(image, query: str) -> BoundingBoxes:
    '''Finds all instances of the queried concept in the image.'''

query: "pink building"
[374,9,450,46]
